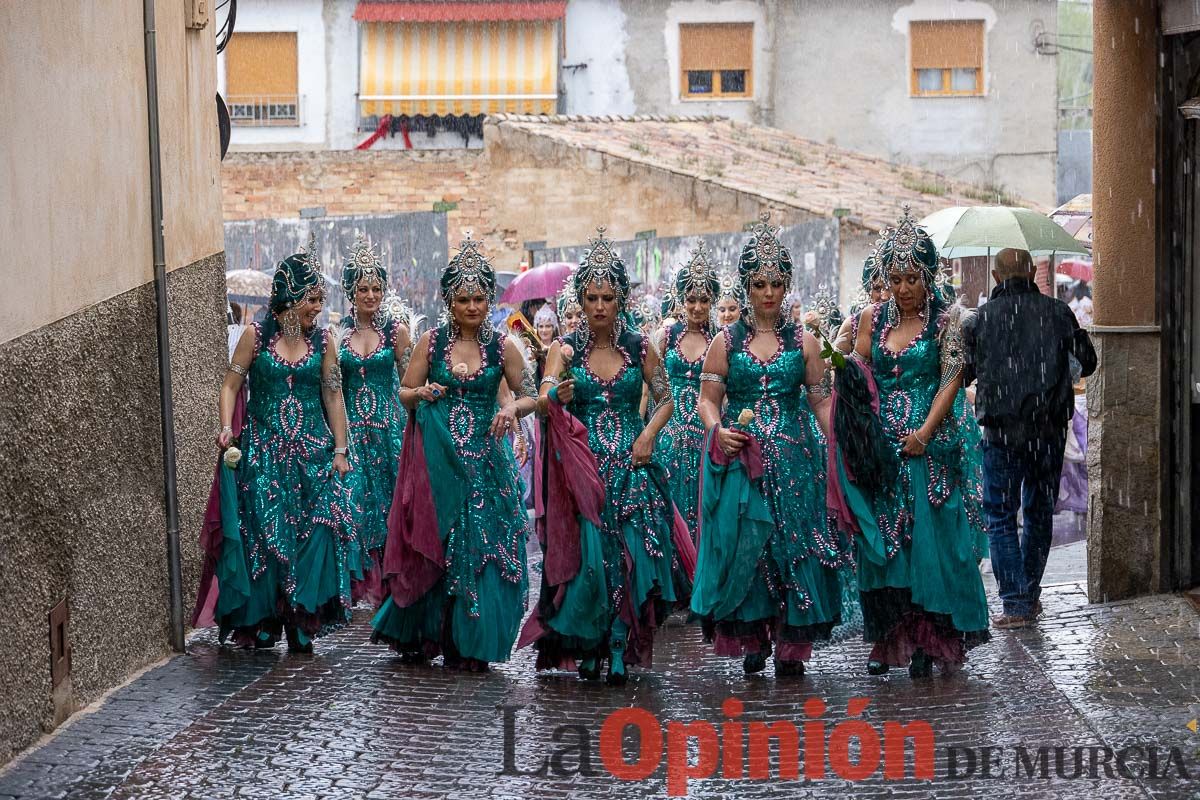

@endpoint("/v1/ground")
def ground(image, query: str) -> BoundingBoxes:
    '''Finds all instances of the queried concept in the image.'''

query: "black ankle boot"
[578,656,601,682]
[866,659,890,675]
[743,651,767,675]
[285,626,313,655]
[775,658,805,678]
[909,649,932,679]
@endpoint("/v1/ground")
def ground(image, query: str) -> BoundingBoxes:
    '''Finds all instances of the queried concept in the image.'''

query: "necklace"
[900,312,924,320]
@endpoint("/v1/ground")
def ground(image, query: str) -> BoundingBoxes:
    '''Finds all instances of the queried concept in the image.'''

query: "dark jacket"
[962,277,1097,444]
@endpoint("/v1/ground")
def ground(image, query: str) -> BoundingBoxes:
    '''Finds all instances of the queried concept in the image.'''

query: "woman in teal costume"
[370,235,537,671]
[831,207,989,677]
[654,243,720,544]
[214,236,357,653]
[337,233,413,605]
[521,227,690,686]
[692,214,849,678]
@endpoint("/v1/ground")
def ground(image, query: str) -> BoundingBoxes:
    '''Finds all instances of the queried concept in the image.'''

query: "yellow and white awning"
[359,21,559,116]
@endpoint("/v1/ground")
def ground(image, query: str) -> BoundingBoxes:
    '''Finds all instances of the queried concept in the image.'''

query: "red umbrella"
[1057,259,1093,282]
[500,262,574,304]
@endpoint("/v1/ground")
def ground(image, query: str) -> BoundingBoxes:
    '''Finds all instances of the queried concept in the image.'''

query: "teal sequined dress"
[371,325,528,663]
[701,321,847,660]
[654,322,710,542]
[529,328,679,668]
[338,317,406,601]
[838,305,989,665]
[222,324,358,642]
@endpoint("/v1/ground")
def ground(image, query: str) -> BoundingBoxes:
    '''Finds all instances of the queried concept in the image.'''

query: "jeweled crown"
[441,232,496,306]
[575,226,629,305]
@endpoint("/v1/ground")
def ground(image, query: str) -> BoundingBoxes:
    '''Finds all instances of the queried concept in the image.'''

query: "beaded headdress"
[271,232,327,312]
[440,233,496,308]
[673,242,720,304]
[380,292,417,329]
[661,293,679,319]
[716,268,746,307]
[556,282,583,318]
[342,232,388,298]
[738,212,793,289]
[573,226,630,309]
[878,205,938,284]
[808,284,842,337]
[636,294,661,329]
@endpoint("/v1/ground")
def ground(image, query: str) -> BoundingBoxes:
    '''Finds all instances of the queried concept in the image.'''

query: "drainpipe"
[143,0,186,653]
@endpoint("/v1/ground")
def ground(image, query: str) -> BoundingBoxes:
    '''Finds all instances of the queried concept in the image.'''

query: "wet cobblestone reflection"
[1,568,1197,799]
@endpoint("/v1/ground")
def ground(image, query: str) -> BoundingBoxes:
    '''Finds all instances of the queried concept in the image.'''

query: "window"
[909,20,985,97]
[225,32,300,125]
[680,23,753,99]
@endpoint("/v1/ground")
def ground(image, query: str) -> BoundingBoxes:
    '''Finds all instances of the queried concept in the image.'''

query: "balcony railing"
[227,94,302,127]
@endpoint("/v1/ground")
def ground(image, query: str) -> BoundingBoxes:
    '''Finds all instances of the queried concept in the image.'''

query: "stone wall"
[0,255,227,764]
[219,123,827,274]
[1086,331,1162,602]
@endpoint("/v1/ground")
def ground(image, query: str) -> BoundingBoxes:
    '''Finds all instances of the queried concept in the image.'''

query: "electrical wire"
[216,0,237,53]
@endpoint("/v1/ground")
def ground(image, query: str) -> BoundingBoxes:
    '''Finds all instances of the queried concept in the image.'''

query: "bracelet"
[699,372,726,385]
[913,431,928,447]
[539,375,560,387]
[227,363,246,376]
[218,425,233,436]
[333,447,348,455]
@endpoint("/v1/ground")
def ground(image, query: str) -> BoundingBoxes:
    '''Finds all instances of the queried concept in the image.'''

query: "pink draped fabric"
[670,504,697,581]
[517,398,606,651]
[870,613,968,670]
[539,399,605,587]
[706,425,765,478]
[382,414,446,607]
[191,384,247,628]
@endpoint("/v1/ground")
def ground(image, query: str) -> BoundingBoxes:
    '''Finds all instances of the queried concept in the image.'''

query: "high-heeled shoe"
[578,656,601,682]
[908,649,932,679]
[866,659,890,675]
[285,626,313,655]
[605,647,628,686]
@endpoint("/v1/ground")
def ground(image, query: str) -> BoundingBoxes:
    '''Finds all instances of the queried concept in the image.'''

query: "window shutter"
[680,23,753,72]
[910,20,984,71]
[226,32,299,97]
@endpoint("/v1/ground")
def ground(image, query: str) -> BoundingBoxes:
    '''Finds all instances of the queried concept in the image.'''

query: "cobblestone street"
[2,540,1197,800]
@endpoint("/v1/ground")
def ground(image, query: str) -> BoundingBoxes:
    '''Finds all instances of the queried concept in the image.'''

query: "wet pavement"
[2,540,1198,799]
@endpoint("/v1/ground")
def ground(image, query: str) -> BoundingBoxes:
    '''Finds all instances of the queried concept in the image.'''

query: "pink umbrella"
[500,262,575,304]
[1057,259,1093,282]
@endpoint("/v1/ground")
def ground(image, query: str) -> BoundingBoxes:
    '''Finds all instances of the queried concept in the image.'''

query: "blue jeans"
[982,432,1067,617]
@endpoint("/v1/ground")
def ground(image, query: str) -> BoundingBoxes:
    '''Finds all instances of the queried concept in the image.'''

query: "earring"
[281,309,302,339]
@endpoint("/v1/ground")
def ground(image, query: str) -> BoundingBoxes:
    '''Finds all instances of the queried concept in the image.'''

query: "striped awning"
[354,2,567,23]
[359,20,559,116]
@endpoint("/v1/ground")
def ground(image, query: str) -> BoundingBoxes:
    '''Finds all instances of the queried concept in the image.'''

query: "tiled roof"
[488,114,1039,233]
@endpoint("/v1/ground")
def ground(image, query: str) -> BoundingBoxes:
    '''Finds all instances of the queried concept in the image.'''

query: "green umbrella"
[919,206,1090,259]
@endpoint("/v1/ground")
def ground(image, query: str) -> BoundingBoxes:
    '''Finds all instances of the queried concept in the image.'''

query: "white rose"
[223,446,242,469]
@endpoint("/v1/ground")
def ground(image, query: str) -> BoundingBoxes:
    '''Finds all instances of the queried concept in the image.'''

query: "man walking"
[963,248,1097,629]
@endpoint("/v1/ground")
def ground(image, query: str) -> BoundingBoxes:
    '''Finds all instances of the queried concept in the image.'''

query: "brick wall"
[219,124,819,272]
[221,149,500,256]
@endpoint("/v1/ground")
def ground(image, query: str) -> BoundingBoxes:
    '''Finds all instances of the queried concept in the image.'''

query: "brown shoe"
[992,614,1033,630]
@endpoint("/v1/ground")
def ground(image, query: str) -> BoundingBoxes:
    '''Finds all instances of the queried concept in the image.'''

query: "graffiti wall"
[529,219,840,305]
[223,212,449,327]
